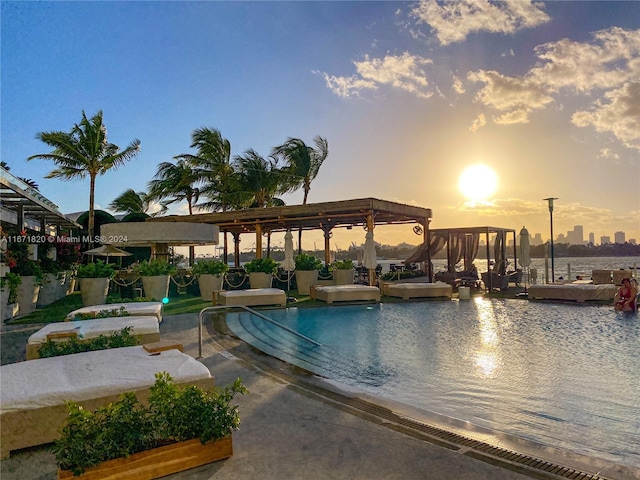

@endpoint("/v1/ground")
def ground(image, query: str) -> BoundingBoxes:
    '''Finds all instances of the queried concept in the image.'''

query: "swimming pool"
[226,298,640,469]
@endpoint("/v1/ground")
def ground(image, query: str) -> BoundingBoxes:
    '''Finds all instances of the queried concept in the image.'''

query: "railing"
[197,305,321,358]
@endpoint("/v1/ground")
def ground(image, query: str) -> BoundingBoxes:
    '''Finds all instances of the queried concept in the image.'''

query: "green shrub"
[134,259,177,276]
[76,260,115,278]
[71,306,130,320]
[52,373,247,476]
[243,257,278,274]
[37,326,139,358]
[1,272,22,304]
[191,260,229,276]
[330,259,354,271]
[294,252,322,271]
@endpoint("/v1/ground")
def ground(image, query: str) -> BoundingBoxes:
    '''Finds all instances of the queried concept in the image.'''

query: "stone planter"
[198,273,224,301]
[57,436,233,480]
[37,273,64,307]
[295,270,318,295]
[141,275,170,301]
[333,269,355,285]
[3,303,19,321]
[16,275,40,316]
[0,263,9,277]
[80,277,111,307]
[57,272,76,299]
[248,272,273,289]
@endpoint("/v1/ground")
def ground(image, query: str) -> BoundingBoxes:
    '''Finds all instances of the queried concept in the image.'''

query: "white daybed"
[66,302,164,323]
[0,345,213,458]
[26,316,161,360]
[314,285,381,304]
[217,288,287,307]
[385,282,453,300]
[528,284,618,303]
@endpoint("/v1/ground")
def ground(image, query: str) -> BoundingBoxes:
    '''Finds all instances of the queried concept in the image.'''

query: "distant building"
[630,239,637,245]
[531,233,543,246]
[601,235,611,245]
[614,231,626,244]
[589,232,595,245]
[567,225,584,245]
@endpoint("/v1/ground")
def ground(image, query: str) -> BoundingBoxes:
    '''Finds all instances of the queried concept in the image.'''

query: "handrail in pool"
[198,305,321,358]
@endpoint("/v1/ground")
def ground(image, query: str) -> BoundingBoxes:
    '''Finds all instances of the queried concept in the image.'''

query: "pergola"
[0,166,81,233]
[148,197,433,267]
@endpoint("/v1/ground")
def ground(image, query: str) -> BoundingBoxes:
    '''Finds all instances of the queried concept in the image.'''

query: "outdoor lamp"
[543,197,558,283]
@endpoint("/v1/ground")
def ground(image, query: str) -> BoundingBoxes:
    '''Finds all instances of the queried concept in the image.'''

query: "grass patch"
[6,293,84,325]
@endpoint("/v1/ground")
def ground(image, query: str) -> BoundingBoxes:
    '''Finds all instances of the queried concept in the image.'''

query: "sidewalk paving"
[0,314,618,480]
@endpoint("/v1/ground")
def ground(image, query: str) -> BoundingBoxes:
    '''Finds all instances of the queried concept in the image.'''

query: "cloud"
[530,27,640,93]
[319,52,434,98]
[468,27,640,150]
[467,69,554,123]
[572,82,640,151]
[469,113,486,132]
[410,0,550,46]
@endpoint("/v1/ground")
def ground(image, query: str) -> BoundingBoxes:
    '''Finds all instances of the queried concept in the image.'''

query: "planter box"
[58,436,233,480]
[80,277,111,306]
[248,272,273,289]
[198,274,224,301]
[3,303,18,321]
[37,273,65,307]
[295,270,318,295]
[333,269,355,285]
[141,275,170,301]
[17,276,40,316]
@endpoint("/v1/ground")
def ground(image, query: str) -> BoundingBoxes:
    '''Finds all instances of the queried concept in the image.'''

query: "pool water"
[226,298,640,468]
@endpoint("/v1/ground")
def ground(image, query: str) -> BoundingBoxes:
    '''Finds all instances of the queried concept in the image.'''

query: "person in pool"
[613,277,636,312]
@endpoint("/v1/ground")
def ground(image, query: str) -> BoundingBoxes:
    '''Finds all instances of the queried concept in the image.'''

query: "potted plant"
[37,243,67,306]
[77,260,115,306]
[243,257,278,289]
[192,260,229,301]
[134,259,177,301]
[294,252,323,295]
[54,373,247,479]
[330,258,355,285]
[1,272,21,321]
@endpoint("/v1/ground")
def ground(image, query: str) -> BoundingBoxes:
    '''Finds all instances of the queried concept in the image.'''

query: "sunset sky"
[2,1,639,253]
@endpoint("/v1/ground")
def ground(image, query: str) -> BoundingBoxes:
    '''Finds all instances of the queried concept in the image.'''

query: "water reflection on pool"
[227,298,640,468]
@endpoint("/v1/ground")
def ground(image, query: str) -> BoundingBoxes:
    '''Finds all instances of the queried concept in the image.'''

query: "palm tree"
[28,110,140,242]
[272,135,328,251]
[232,150,287,209]
[147,159,207,265]
[109,188,160,215]
[173,127,240,263]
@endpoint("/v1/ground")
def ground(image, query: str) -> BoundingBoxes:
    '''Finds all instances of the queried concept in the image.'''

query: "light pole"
[543,197,558,283]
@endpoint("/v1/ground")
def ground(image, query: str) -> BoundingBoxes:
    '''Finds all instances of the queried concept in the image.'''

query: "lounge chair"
[385,282,452,300]
[217,288,287,307]
[66,301,164,323]
[528,284,618,303]
[26,316,161,360]
[314,285,380,304]
[0,345,213,459]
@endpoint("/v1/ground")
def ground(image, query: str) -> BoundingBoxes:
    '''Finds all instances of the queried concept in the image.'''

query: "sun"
[458,164,498,202]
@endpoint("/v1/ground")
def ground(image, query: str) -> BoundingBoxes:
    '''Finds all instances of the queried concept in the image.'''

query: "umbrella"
[518,227,531,269]
[83,245,132,259]
[281,231,295,292]
[519,226,531,291]
[363,231,377,286]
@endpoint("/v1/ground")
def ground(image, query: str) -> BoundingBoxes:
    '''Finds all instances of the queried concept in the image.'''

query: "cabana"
[0,345,213,458]
[404,226,517,291]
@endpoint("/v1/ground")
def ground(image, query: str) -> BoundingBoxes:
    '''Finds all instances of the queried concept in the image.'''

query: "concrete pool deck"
[1,314,637,480]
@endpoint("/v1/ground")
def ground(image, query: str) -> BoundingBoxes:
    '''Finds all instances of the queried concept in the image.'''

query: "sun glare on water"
[458,164,498,203]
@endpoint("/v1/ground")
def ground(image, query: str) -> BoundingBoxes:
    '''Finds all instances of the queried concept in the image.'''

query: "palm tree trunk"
[89,174,96,247]
[187,201,195,266]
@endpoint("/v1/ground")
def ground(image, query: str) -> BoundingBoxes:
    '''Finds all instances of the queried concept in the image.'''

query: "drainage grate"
[340,397,610,480]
